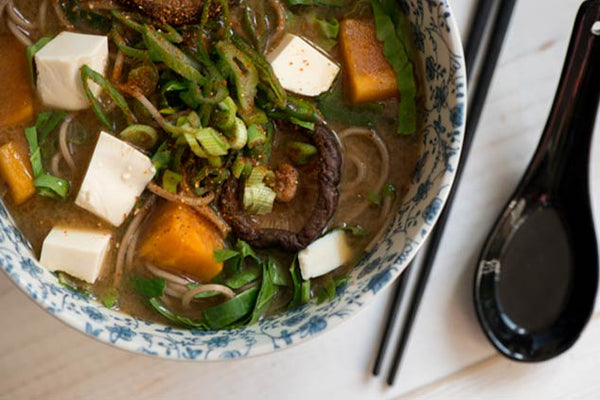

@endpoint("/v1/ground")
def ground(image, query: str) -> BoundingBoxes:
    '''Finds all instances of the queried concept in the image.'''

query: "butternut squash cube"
[339,19,398,103]
[0,36,35,127]
[139,202,224,283]
[0,141,35,205]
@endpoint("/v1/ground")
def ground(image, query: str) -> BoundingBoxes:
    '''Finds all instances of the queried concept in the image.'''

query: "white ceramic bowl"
[0,0,466,360]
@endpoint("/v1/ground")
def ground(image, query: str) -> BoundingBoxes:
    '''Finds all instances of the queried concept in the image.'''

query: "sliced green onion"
[34,173,70,199]
[214,97,237,131]
[110,27,149,60]
[231,34,287,108]
[37,111,67,142]
[81,65,136,129]
[26,36,51,85]
[215,41,259,117]
[231,154,252,179]
[286,141,318,165]
[162,170,182,194]
[119,124,158,149]
[203,287,259,329]
[143,27,206,84]
[24,126,42,177]
[243,184,276,214]
[247,124,266,148]
[183,132,209,157]
[151,142,172,171]
[225,118,248,150]
[246,166,268,186]
[301,280,311,304]
[193,127,230,156]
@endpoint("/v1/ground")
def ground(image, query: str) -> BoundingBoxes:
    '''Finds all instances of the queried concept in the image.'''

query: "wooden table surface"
[2,0,600,399]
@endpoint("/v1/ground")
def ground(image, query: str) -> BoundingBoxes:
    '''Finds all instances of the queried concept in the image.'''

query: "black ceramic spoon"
[474,0,600,362]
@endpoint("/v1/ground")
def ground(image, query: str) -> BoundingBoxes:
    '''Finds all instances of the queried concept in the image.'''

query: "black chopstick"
[371,0,498,378]
[384,0,518,386]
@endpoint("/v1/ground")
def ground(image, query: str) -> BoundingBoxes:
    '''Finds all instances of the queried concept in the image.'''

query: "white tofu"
[76,132,155,226]
[267,34,340,97]
[298,230,353,280]
[35,31,108,111]
[40,227,112,284]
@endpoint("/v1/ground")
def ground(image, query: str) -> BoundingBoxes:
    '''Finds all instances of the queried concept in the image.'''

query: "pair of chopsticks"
[372,0,518,386]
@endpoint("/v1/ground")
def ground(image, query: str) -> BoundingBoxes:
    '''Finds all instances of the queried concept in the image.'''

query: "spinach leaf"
[318,80,383,126]
[149,298,209,329]
[371,0,417,134]
[214,248,240,263]
[223,266,261,289]
[270,257,291,287]
[131,275,166,297]
[317,277,337,304]
[203,287,259,329]
[249,259,279,324]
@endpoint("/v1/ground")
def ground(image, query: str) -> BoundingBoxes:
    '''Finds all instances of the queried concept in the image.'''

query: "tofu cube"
[35,31,108,111]
[267,34,340,97]
[76,132,156,226]
[40,227,112,284]
[298,230,353,280]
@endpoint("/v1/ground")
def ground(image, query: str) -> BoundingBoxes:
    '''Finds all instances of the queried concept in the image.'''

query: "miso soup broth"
[0,0,422,329]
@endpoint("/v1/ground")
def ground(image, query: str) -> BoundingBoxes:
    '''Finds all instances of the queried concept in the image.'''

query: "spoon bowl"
[474,0,600,362]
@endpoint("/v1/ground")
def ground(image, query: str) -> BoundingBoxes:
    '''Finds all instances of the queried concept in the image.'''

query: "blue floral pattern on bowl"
[0,0,466,360]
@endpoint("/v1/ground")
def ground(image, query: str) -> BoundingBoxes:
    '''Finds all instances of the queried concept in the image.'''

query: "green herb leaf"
[318,80,383,126]
[162,169,182,194]
[371,0,417,134]
[249,259,279,324]
[236,239,260,262]
[57,272,91,297]
[317,277,336,304]
[270,257,291,287]
[214,248,240,263]
[131,275,166,297]
[149,298,209,329]
[342,225,369,237]
[287,256,302,309]
[367,189,381,205]
[382,183,396,197]
[301,280,312,304]
[203,287,259,329]
[223,266,261,289]
[101,288,119,309]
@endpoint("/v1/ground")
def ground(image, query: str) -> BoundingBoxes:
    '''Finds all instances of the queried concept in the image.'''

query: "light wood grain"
[1,0,600,399]
[399,314,600,400]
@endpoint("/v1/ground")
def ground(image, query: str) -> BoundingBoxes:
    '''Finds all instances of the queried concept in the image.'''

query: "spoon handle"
[525,0,600,196]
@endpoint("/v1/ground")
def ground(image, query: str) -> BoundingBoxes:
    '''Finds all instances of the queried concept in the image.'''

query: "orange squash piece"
[0,141,35,205]
[339,19,398,104]
[139,202,225,283]
[0,36,35,128]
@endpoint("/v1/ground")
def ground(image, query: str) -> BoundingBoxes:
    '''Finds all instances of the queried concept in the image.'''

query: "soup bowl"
[0,0,466,360]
